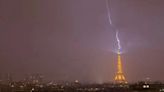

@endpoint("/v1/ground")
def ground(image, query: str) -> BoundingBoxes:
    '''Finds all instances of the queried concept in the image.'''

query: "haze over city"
[0,0,164,83]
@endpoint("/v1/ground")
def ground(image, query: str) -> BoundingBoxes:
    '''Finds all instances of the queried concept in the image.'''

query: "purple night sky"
[0,0,164,83]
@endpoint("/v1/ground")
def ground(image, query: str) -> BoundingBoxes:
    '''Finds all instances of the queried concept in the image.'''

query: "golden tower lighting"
[105,0,127,83]
[114,31,127,84]
[114,51,127,84]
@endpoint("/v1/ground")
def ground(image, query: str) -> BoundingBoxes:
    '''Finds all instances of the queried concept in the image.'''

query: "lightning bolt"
[106,0,122,54]
[105,0,112,25]
[116,31,121,54]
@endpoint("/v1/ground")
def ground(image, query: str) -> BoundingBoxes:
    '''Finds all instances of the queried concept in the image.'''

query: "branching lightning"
[106,0,122,54]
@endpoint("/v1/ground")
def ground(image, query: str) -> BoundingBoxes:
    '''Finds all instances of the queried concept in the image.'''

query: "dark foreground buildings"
[0,80,164,92]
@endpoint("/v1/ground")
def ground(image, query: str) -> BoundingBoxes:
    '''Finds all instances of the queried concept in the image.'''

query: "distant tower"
[114,52,127,84]
[105,0,127,84]
[114,31,127,84]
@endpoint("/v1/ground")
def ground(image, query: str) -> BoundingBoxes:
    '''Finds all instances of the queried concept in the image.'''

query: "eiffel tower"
[114,52,127,84]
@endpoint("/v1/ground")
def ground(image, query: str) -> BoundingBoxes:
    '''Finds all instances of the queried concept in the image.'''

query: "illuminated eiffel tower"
[105,0,127,84]
[114,52,127,84]
[114,32,127,84]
